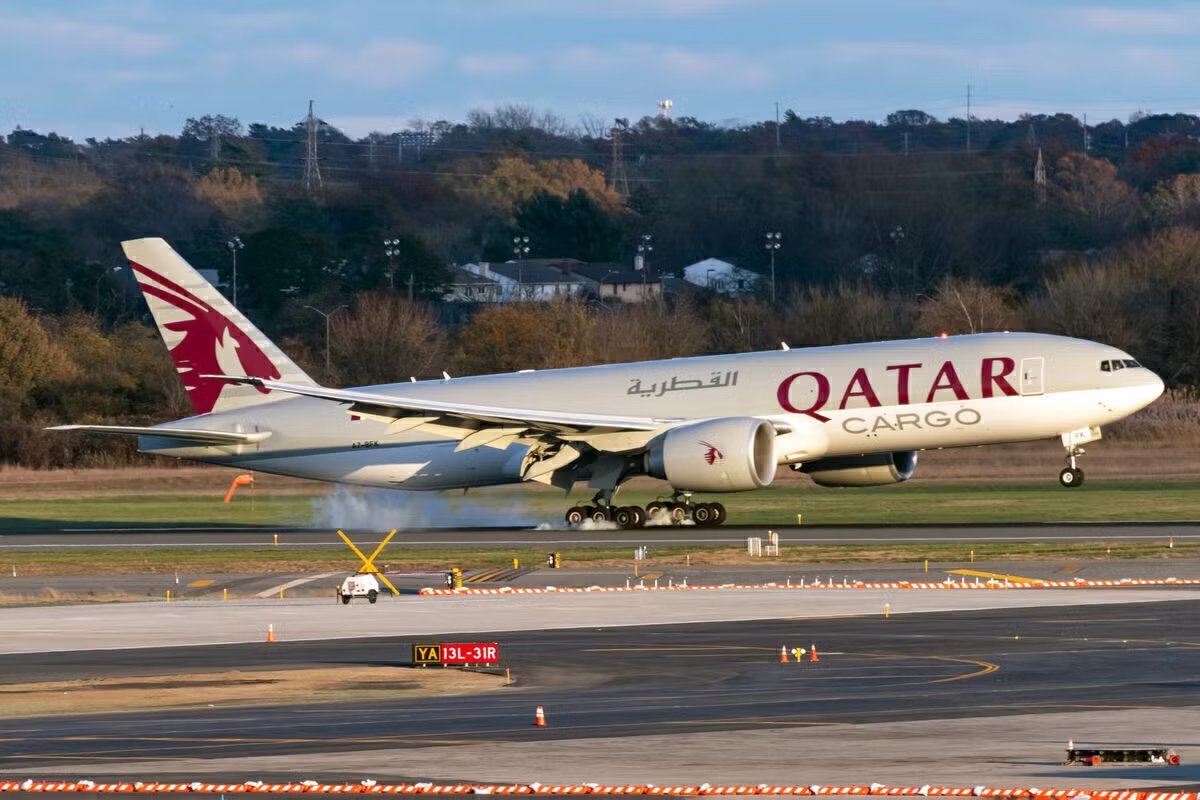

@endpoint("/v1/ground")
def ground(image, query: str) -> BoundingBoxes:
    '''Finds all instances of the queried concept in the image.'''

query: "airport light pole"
[226,236,244,306]
[889,225,906,287]
[765,232,781,304]
[383,238,400,293]
[512,235,530,301]
[305,304,348,371]
[637,233,653,298]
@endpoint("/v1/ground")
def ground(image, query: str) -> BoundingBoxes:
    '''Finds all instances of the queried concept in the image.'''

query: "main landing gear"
[564,491,727,529]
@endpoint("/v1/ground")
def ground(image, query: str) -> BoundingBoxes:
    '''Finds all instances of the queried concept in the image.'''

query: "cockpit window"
[1112,360,1125,371]
[1101,359,1142,371]
[1100,361,1110,372]
[1124,359,1140,368]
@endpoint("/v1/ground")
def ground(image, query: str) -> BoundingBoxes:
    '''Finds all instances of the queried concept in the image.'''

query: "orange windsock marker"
[534,705,546,727]
[224,473,254,503]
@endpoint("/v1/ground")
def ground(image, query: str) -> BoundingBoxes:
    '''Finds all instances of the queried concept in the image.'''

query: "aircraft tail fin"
[121,237,316,415]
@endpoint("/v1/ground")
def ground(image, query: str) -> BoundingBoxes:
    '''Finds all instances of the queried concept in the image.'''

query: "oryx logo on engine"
[700,441,724,465]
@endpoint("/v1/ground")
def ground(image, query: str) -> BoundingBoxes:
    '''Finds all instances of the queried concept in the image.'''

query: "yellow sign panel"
[413,644,442,664]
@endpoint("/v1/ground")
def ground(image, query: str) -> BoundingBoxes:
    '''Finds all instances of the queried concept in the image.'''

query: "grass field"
[1,476,1198,529]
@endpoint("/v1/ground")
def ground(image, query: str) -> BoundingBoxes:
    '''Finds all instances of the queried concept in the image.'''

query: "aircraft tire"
[565,506,586,526]
[1059,467,1085,488]
[589,506,612,523]
[710,502,727,525]
[668,504,688,524]
[613,506,638,529]
[693,503,718,527]
[631,506,647,527]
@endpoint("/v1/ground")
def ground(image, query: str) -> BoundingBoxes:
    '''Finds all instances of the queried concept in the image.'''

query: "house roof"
[448,267,498,286]
[569,262,658,284]
[490,262,587,284]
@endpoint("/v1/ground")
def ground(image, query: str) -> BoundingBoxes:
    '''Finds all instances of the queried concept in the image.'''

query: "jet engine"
[797,450,918,487]
[646,417,777,492]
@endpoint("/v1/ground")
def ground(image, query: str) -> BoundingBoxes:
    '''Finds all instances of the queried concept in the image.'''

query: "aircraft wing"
[208,376,670,434]
[46,425,272,446]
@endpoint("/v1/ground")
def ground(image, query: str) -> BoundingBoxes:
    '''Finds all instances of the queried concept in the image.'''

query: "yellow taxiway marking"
[640,572,662,581]
[1054,564,1084,575]
[947,569,1040,584]
[187,579,215,588]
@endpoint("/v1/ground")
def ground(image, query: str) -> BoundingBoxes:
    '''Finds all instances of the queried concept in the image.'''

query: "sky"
[2,0,1199,143]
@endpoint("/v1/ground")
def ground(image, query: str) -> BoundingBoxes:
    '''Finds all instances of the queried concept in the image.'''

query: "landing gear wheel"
[667,503,688,524]
[710,502,727,525]
[613,506,639,529]
[1059,467,1085,488]
[645,501,664,517]
[630,506,647,528]
[565,506,586,526]
[692,503,717,527]
[589,506,612,523]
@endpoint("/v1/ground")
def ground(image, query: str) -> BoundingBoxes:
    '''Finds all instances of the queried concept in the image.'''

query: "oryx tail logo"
[700,440,724,465]
[130,260,280,414]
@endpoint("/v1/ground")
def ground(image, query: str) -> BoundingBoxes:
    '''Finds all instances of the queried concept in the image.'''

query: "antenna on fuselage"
[781,342,791,350]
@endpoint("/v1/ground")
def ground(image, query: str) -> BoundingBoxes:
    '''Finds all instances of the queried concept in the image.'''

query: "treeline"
[7,221,1200,468]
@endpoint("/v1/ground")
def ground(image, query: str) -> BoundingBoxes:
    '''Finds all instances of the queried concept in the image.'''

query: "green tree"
[513,190,622,262]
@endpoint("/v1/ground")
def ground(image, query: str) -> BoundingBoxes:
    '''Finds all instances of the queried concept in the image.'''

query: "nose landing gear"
[1059,426,1101,488]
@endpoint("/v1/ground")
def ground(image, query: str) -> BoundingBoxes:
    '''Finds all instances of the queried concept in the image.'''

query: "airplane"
[50,238,1165,529]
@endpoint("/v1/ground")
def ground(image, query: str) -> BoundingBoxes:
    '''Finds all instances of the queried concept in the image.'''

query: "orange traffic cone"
[267,623,275,643]
[810,643,819,662]
[534,705,546,727]
[779,645,789,663]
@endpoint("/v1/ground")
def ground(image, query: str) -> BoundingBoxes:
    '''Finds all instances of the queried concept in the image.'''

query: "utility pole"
[303,99,323,194]
[383,238,399,292]
[609,126,629,197]
[512,236,530,301]
[774,101,781,153]
[965,84,972,153]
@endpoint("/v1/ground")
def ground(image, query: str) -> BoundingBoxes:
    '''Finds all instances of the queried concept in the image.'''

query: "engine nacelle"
[646,417,777,492]
[798,450,918,487]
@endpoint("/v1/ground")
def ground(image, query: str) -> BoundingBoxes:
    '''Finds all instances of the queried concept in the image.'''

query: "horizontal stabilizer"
[47,425,272,446]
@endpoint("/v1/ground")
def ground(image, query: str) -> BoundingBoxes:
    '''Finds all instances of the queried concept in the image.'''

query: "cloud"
[561,45,773,90]
[261,39,442,88]
[1077,7,1200,34]
[0,15,170,55]
[460,53,530,78]
[508,0,772,16]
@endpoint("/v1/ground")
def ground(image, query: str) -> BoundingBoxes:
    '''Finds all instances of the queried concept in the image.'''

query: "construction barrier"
[0,783,1195,796]
[418,577,1200,596]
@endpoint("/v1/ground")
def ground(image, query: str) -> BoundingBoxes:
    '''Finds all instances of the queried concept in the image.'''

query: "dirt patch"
[0,666,507,718]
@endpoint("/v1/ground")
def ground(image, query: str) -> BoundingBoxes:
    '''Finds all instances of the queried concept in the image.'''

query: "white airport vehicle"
[339,574,381,605]
[51,238,1165,528]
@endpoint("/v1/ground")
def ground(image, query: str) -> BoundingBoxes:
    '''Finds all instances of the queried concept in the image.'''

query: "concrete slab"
[2,588,1199,654]
[14,708,1200,788]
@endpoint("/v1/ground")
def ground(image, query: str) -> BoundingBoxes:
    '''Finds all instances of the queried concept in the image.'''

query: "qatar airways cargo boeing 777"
[52,238,1164,528]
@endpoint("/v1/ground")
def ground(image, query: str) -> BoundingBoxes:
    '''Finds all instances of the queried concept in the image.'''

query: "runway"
[3,521,1200,550]
[2,589,1200,787]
